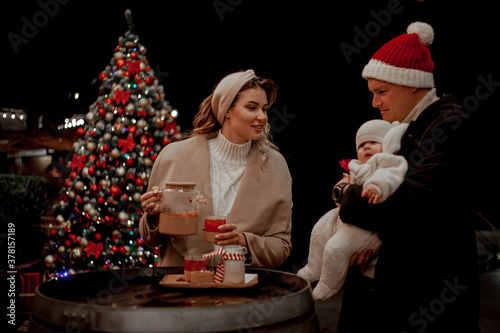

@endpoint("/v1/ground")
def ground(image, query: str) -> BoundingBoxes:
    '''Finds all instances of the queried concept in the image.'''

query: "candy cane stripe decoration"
[204,248,245,283]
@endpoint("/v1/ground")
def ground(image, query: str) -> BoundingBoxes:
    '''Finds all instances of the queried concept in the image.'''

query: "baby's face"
[357,141,383,164]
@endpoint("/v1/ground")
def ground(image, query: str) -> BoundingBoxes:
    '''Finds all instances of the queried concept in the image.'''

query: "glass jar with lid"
[222,245,247,284]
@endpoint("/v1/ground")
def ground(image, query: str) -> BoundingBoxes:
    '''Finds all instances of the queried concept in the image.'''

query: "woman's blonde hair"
[190,75,279,161]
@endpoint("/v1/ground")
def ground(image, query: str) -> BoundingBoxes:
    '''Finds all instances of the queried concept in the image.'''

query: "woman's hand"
[140,186,162,215]
[215,224,247,247]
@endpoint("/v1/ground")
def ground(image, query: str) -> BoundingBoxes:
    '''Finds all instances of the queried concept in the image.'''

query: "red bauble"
[110,185,122,198]
[89,184,99,194]
[117,107,125,116]
[119,246,127,254]
[135,177,144,186]
[128,125,137,136]
[95,233,102,241]
[98,72,108,81]
[145,76,154,85]
[111,245,118,253]
[130,52,138,59]
[125,158,134,167]
[70,171,78,179]
[77,127,85,136]
[136,238,144,247]
[50,229,57,236]
[97,197,105,205]
[116,58,126,69]
[98,108,106,117]
[88,166,95,176]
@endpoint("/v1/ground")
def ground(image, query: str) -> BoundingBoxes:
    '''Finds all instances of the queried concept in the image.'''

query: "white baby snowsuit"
[298,123,408,301]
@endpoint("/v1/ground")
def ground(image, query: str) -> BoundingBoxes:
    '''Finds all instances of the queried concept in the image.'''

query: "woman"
[139,69,292,268]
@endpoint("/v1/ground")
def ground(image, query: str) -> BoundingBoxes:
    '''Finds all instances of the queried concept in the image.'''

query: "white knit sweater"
[403,88,438,123]
[208,132,251,216]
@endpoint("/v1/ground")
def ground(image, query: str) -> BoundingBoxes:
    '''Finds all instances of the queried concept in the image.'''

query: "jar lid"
[164,182,196,190]
[222,245,247,254]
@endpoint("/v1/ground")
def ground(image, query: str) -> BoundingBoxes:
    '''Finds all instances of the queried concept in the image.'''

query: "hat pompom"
[407,22,434,46]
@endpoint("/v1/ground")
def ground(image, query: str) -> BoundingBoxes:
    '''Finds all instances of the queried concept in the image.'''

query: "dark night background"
[1,0,498,270]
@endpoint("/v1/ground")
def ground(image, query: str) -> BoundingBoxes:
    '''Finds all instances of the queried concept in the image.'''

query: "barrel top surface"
[35,267,307,308]
[32,267,317,332]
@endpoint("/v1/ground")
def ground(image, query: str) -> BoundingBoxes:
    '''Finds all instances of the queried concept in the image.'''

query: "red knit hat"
[362,22,435,88]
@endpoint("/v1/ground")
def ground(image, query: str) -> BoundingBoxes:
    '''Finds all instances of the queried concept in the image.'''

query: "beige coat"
[139,134,292,268]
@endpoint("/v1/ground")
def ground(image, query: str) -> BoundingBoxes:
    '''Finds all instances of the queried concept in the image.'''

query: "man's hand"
[349,248,379,266]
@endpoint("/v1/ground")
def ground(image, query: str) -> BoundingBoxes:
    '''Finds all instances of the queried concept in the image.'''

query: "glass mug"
[203,216,226,242]
[184,254,214,283]
[158,182,205,235]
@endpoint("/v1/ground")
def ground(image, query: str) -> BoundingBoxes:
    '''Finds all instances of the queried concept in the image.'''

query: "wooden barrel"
[30,267,319,332]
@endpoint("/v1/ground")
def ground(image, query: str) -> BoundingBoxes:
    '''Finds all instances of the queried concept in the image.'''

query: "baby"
[298,119,409,301]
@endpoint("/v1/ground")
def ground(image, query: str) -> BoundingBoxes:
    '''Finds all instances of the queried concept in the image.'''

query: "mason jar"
[222,245,247,284]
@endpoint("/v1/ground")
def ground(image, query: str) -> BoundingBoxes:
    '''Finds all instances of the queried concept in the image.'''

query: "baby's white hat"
[355,119,392,150]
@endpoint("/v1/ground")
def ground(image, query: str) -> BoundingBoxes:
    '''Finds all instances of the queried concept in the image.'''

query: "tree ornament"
[110,148,120,159]
[110,185,122,198]
[98,72,108,81]
[138,97,149,107]
[118,211,129,224]
[136,118,147,129]
[69,247,83,262]
[74,181,84,191]
[116,58,126,69]
[112,229,122,241]
[87,142,97,152]
[45,255,55,267]
[80,237,89,248]
[77,127,86,136]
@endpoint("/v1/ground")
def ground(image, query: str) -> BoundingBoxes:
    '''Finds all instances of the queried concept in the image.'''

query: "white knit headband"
[211,69,256,125]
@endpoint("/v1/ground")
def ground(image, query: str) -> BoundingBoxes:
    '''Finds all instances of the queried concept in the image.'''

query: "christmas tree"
[47,10,180,278]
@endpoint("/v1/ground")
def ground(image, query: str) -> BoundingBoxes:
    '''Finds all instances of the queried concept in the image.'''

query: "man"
[336,22,480,332]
